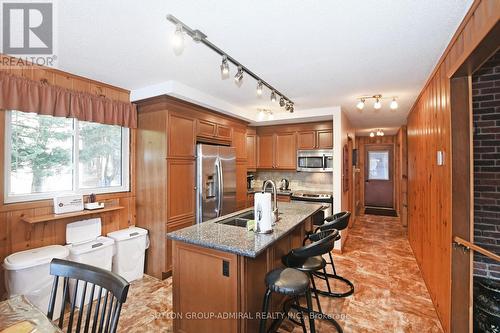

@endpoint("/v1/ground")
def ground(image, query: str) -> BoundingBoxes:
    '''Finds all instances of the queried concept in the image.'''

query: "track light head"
[234,66,244,84]
[256,81,263,96]
[279,97,285,107]
[289,103,294,113]
[270,91,276,102]
[373,98,382,110]
[172,24,184,55]
[390,98,398,110]
[370,132,375,138]
[220,55,229,78]
[356,99,365,110]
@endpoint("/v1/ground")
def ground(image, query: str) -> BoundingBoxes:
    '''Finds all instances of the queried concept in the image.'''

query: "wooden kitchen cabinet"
[246,132,257,171]
[232,127,247,161]
[297,130,316,149]
[246,193,254,207]
[236,161,247,209]
[257,132,296,170]
[166,218,195,273]
[275,132,297,169]
[317,129,333,149]
[167,159,196,222]
[196,119,232,142]
[257,133,274,169]
[297,129,333,149]
[168,112,196,158]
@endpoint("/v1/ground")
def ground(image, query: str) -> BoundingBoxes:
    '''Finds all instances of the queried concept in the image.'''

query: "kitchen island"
[167,202,322,333]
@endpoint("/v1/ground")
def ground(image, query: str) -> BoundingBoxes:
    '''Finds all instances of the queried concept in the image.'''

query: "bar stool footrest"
[312,271,354,298]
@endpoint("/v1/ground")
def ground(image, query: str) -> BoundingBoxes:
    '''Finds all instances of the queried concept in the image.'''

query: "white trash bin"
[3,245,69,319]
[107,227,149,282]
[66,218,114,307]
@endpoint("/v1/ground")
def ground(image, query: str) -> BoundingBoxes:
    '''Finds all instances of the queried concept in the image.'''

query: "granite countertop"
[166,202,322,258]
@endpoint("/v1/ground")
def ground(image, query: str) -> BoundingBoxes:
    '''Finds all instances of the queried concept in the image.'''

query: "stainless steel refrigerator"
[196,144,236,223]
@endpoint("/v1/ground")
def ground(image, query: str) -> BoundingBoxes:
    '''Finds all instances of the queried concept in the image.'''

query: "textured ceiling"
[53,0,472,130]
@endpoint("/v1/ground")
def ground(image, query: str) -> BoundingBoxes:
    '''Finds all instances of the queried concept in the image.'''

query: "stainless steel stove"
[291,192,333,224]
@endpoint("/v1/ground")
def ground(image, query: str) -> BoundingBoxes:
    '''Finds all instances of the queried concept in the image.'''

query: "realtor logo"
[2,2,53,54]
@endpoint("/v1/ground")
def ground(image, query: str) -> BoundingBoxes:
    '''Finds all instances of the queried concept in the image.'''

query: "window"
[368,150,390,180]
[5,111,129,203]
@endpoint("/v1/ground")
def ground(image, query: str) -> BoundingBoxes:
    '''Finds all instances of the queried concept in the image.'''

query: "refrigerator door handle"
[219,157,224,215]
[215,157,222,217]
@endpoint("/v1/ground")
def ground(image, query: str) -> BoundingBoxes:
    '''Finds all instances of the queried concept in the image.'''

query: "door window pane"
[78,121,123,188]
[9,111,73,195]
[368,151,389,180]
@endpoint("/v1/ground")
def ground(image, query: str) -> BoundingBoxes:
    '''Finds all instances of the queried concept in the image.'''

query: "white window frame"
[4,111,130,203]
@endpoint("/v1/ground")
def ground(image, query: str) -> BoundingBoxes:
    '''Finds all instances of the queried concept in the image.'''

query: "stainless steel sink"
[216,211,254,228]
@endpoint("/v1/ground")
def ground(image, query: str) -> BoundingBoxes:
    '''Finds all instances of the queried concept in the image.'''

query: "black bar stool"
[306,211,354,298]
[259,267,316,333]
[282,230,343,333]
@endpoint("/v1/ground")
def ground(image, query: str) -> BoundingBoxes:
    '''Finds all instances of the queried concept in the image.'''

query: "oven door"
[297,150,333,172]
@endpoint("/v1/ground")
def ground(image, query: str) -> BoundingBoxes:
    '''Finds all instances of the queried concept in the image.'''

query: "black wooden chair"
[47,258,130,333]
[305,211,354,298]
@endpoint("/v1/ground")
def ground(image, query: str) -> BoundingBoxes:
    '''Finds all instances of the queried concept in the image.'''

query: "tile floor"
[93,214,443,332]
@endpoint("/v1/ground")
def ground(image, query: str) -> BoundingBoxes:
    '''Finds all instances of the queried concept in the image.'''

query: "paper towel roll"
[254,192,273,233]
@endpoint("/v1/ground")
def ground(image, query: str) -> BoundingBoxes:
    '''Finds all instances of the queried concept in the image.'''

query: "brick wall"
[473,49,500,280]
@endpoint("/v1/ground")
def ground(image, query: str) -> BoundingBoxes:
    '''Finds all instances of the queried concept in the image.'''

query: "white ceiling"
[54,0,473,130]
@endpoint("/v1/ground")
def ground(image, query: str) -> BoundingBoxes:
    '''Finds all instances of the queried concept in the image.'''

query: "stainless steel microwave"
[297,149,333,172]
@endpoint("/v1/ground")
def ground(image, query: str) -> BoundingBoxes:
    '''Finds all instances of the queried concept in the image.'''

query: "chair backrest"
[47,258,130,333]
[320,211,351,232]
[283,230,338,267]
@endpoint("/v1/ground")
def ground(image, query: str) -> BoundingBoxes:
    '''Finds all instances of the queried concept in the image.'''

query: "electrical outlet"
[222,260,229,277]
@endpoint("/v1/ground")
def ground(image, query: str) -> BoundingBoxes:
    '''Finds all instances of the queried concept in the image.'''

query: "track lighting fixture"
[279,97,285,107]
[390,98,398,110]
[234,66,244,83]
[166,14,294,112]
[220,55,229,78]
[356,99,365,110]
[369,129,385,137]
[356,94,397,111]
[256,81,263,96]
[271,91,276,103]
[289,103,294,113]
[257,108,273,121]
[172,24,184,55]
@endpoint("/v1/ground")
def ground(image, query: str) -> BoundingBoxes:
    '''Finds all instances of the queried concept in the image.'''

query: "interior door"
[219,146,236,216]
[364,145,394,208]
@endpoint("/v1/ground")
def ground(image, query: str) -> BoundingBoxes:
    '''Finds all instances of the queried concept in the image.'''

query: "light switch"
[437,151,445,166]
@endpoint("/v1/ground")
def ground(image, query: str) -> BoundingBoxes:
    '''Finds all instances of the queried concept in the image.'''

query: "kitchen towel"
[254,192,273,233]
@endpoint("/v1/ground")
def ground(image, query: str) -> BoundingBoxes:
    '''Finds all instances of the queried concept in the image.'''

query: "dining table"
[0,295,62,333]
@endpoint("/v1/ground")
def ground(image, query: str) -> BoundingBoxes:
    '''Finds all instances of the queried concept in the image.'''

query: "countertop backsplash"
[251,171,333,193]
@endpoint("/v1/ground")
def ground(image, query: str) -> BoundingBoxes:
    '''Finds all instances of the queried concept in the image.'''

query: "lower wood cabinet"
[167,159,196,221]
[166,218,195,274]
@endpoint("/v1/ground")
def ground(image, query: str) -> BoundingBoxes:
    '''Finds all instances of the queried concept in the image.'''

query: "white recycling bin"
[3,245,69,319]
[107,227,149,282]
[66,218,114,308]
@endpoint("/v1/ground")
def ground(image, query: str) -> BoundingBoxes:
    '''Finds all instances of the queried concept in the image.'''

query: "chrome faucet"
[262,180,279,223]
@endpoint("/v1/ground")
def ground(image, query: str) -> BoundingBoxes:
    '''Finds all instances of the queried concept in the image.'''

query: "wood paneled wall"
[0,62,136,299]
[406,1,499,332]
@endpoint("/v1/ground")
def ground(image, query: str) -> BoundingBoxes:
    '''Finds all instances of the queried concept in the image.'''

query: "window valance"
[0,71,137,128]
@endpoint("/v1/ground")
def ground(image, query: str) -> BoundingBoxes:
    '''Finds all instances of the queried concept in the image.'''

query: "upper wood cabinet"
[232,127,247,161]
[197,119,232,142]
[297,131,316,149]
[257,132,296,170]
[257,133,274,169]
[275,132,297,169]
[297,129,333,149]
[168,113,196,158]
[317,129,333,149]
[246,132,257,171]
